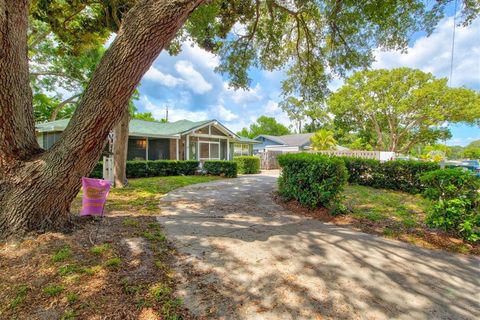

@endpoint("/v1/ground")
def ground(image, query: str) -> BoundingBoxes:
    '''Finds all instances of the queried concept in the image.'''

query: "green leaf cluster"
[421,169,480,242]
[328,68,480,153]
[237,116,290,138]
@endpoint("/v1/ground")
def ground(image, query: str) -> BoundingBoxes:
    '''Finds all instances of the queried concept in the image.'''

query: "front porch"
[126,121,255,162]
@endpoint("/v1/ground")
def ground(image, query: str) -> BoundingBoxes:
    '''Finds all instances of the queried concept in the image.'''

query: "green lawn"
[343,184,430,229]
[341,185,477,254]
[74,175,223,214]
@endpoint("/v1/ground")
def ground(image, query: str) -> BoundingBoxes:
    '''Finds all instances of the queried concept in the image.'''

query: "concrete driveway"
[157,172,479,320]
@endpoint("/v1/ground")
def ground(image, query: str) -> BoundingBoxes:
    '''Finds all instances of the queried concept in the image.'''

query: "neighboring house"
[253,133,349,153]
[36,118,257,162]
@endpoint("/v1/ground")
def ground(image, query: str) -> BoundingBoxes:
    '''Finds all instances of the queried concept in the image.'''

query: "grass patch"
[43,284,64,297]
[105,257,122,269]
[122,218,139,227]
[343,185,428,228]
[81,265,102,276]
[66,292,79,304]
[61,309,76,320]
[103,176,223,214]
[52,246,72,262]
[150,283,173,302]
[143,230,166,242]
[90,243,111,255]
[9,285,29,309]
[58,264,80,276]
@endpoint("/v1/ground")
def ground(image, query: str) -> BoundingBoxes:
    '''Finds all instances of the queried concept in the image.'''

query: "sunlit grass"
[73,175,222,214]
[343,185,429,227]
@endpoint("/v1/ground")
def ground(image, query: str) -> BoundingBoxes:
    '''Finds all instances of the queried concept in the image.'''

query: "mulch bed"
[0,213,196,320]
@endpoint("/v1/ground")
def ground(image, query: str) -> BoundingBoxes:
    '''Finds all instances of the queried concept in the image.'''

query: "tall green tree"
[1,0,478,236]
[238,116,290,138]
[310,129,337,150]
[279,97,305,133]
[329,68,480,153]
[280,97,330,133]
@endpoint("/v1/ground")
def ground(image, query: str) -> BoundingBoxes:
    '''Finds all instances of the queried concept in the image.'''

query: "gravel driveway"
[157,172,479,320]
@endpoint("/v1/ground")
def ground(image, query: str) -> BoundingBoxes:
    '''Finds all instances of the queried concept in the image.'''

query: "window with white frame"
[198,140,221,160]
[234,143,250,157]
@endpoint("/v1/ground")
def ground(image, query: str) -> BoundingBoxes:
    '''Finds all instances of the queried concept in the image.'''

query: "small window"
[234,143,250,157]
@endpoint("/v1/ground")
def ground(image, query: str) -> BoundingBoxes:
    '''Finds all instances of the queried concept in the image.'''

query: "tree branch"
[30,71,80,83]
[49,93,82,121]
[45,0,208,175]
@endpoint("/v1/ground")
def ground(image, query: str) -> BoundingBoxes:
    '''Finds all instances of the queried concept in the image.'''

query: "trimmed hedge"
[421,169,480,242]
[234,156,260,174]
[90,160,200,179]
[90,162,103,179]
[147,160,198,177]
[341,157,439,194]
[278,153,348,209]
[203,160,237,178]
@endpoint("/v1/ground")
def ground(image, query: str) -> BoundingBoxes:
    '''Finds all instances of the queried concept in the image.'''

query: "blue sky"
[134,9,480,147]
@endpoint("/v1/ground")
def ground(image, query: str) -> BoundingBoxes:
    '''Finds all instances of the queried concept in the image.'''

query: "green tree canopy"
[310,129,337,150]
[328,68,480,153]
[237,116,290,138]
[279,97,330,133]
[182,0,476,99]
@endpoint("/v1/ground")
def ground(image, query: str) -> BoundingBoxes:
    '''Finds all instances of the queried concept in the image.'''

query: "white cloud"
[264,100,279,114]
[373,17,480,88]
[175,60,213,94]
[211,101,239,122]
[140,96,208,122]
[144,66,183,87]
[182,41,220,69]
[222,82,263,105]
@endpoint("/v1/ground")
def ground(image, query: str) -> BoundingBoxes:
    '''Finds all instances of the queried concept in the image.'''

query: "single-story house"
[35,118,257,161]
[253,133,350,153]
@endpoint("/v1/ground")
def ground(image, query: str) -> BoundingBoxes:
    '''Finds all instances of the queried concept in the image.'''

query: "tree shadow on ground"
[158,175,480,320]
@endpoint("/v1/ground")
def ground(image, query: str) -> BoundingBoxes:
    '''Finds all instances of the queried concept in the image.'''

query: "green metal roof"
[35,118,256,143]
[236,136,259,143]
[35,118,70,132]
[129,119,211,136]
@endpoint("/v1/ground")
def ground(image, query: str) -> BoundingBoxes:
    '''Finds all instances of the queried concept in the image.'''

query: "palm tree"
[310,129,337,150]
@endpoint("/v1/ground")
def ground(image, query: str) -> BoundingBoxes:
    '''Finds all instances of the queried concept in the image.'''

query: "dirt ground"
[157,172,480,320]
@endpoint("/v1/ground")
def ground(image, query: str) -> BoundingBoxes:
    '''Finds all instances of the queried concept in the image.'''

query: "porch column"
[227,139,230,160]
[176,138,179,160]
[186,135,189,160]
[146,137,149,161]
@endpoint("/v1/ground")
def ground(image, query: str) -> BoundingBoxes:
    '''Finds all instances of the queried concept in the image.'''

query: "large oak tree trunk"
[0,0,206,237]
[113,110,130,188]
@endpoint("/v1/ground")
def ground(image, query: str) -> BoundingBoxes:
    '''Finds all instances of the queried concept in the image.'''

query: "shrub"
[203,161,237,178]
[278,153,348,209]
[421,169,480,242]
[342,157,439,194]
[174,160,200,175]
[234,156,260,174]
[126,161,150,178]
[90,160,200,179]
[89,162,103,178]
